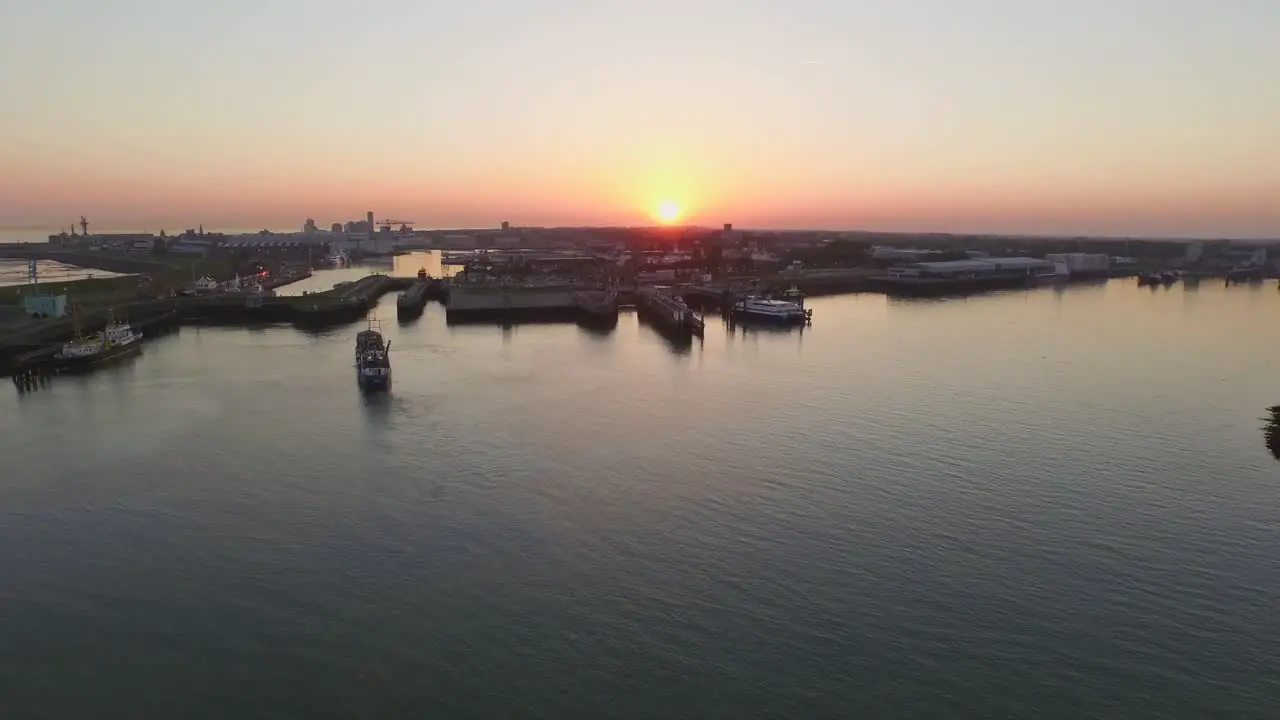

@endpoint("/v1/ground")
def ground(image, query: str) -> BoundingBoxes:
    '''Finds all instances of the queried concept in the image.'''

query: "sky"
[1,0,1277,237]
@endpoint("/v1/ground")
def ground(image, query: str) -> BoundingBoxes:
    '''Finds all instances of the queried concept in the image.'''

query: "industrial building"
[886,257,1056,279]
[872,246,947,262]
[22,294,67,319]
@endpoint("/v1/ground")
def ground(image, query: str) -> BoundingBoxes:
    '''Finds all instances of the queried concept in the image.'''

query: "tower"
[366,211,374,232]
[79,216,89,236]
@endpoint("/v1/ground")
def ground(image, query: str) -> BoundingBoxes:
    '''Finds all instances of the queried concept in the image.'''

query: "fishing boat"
[355,317,391,391]
[54,308,142,372]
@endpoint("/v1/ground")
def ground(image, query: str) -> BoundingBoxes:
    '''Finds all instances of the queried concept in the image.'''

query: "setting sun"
[656,199,681,224]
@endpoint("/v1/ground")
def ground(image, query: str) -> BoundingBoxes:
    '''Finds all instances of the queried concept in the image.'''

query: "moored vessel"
[731,296,811,325]
[54,310,143,372]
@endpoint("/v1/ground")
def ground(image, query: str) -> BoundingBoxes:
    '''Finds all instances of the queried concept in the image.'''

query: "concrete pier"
[572,289,619,328]
[446,287,578,324]
[396,280,430,321]
[637,287,703,340]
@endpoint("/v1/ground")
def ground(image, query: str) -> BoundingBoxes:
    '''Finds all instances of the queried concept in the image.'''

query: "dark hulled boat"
[355,320,391,391]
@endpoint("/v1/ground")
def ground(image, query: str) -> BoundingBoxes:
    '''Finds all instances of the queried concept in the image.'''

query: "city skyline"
[2,1,1278,238]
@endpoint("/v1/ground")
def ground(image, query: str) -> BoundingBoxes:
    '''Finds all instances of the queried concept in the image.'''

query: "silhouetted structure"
[1263,406,1280,461]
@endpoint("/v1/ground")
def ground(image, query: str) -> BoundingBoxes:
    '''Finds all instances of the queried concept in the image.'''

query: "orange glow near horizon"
[2,3,1279,238]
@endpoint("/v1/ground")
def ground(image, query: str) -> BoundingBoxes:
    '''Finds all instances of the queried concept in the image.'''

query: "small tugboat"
[54,309,142,373]
[354,317,391,391]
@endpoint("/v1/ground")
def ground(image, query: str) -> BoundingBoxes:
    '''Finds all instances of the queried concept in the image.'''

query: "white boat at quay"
[731,296,811,325]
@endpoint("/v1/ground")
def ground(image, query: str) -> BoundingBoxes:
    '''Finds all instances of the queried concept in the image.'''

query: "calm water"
[277,252,459,296]
[2,278,1278,718]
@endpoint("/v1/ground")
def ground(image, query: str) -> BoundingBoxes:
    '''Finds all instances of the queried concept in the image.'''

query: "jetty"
[572,288,619,328]
[396,279,430,321]
[637,286,703,341]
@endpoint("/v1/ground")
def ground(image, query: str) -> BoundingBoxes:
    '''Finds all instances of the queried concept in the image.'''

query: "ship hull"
[731,309,808,326]
[56,340,142,373]
[357,367,391,392]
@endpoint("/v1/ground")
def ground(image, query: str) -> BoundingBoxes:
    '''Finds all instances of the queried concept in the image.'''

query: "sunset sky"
[2,0,1277,237]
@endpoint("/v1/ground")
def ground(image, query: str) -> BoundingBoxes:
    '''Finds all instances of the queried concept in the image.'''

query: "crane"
[376,217,417,230]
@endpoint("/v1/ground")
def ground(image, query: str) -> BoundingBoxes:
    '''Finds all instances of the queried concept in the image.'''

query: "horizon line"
[2,224,1277,244]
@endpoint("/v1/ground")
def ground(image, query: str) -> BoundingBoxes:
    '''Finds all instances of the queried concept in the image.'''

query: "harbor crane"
[377,219,415,232]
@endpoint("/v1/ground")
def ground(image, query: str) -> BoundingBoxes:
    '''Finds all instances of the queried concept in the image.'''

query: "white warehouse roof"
[904,257,1054,274]
[982,257,1054,269]
[913,260,999,273]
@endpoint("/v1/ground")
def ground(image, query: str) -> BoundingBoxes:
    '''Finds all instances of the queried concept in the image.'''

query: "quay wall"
[0,274,410,376]
[445,287,621,325]
[396,280,430,320]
